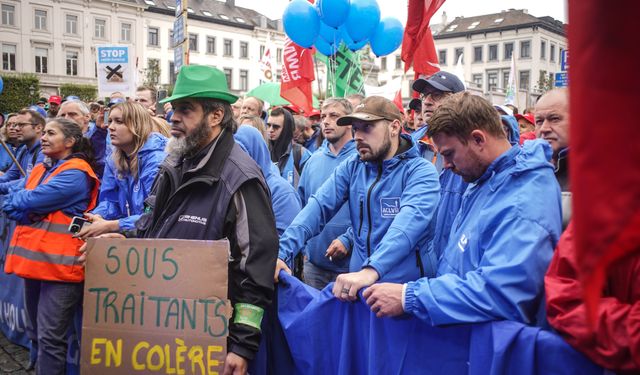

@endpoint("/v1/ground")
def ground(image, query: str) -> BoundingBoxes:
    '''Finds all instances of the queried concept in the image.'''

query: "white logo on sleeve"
[457,234,469,252]
[380,197,400,218]
[178,215,207,226]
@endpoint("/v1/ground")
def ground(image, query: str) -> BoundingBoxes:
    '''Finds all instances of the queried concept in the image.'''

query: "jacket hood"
[139,132,168,154]
[514,139,555,174]
[501,115,520,146]
[234,125,273,178]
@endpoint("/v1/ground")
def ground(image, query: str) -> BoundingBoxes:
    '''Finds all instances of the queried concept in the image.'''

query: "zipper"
[358,199,364,236]
[415,249,425,277]
[366,164,383,257]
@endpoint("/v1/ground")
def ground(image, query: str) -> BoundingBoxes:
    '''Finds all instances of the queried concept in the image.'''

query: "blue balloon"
[345,0,380,43]
[340,26,368,51]
[283,0,321,48]
[319,22,340,45]
[370,17,404,57]
[317,0,350,28]
[315,38,338,57]
[0,76,3,95]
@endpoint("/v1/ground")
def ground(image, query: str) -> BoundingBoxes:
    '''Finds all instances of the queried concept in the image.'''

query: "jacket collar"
[323,139,356,158]
[365,134,419,171]
[473,144,519,185]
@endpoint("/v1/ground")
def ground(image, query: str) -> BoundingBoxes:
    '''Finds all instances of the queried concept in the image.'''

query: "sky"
[236,0,567,25]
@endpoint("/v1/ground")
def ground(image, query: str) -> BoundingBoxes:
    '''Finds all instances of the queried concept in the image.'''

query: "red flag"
[569,0,640,322]
[393,89,404,113]
[280,38,316,114]
[401,0,446,76]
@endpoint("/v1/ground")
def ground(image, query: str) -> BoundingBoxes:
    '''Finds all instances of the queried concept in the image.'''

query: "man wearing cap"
[47,95,62,119]
[135,65,279,374]
[516,112,537,145]
[364,92,562,326]
[275,96,441,300]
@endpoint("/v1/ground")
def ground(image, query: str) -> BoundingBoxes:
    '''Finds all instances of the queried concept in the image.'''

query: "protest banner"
[81,238,231,375]
[96,45,135,98]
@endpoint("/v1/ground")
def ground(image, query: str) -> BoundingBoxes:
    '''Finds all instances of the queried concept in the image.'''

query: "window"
[207,36,216,54]
[148,27,159,46]
[502,70,510,89]
[239,69,248,91]
[2,44,16,71]
[438,49,447,65]
[380,57,387,70]
[224,39,233,56]
[1,4,15,26]
[189,33,198,52]
[169,61,176,84]
[121,23,132,42]
[66,14,78,34]
[550,44,556,62]
[472,74,483,89]
[224,68,233,88]
[519,70,530,90]
[34,10,47,30]
[35,47,48,73]
[259,45,265,57]
[66,51,78,76]
[95,19,105,38]
[488,45,498,61]
[276,69,282,81]
[540,40,547,60]
[395,55,402,70]
[520,40,531,58]
[487,71,498,92]
[454,48,464,64]
[504,42,514,60]
[277,48,282,64]
[240,41,248,59]
[473,46,482,62]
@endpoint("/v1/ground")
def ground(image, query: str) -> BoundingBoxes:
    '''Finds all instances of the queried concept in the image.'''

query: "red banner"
[401,0,446,76]
[280,38,316,114]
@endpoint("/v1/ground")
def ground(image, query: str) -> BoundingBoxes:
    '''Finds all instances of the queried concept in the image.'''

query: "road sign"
[561,50,569,72]
[174,43,184,73]
[173,14,185,46]
[175,0,184,16]
[555,72,568,87]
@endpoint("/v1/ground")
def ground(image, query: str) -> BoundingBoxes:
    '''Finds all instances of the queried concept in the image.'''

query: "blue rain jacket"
[0,143,20,172]
[279,134,441,283]
[404,140,562,325]
[92,133,167,231]
[297,139,357,273]
[0,141,44,194]
[502,115,521,146]
[279,144,312,188]
[235,126,301,235]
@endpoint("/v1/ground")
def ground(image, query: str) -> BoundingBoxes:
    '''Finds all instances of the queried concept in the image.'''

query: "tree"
[143,59,161,87]
[0,73,40,113]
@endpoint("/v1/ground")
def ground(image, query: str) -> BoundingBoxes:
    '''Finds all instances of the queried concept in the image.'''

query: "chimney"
[226,0,235,7]
[441,11,447,26]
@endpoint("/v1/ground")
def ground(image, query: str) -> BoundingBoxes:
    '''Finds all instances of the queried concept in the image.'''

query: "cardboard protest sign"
[96,45,135,97]
[81,238,231,374]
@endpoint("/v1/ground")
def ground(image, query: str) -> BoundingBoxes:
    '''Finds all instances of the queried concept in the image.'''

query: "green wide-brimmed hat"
[160,65,238,104]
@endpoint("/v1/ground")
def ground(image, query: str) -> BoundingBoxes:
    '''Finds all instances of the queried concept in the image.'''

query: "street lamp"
[29,85,35,96]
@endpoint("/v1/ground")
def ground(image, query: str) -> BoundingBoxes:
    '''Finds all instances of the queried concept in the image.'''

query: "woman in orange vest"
[2,118,99,375]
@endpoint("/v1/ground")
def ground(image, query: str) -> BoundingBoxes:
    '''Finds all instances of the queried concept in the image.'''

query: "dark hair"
[427,92,505,143]
[17,108,46,128]
[268,107,294,162]
[195,98,237,133]
[46,118,97,171]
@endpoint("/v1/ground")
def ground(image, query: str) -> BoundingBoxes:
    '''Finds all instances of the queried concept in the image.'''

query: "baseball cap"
[64,95,80,102]
[336,96,403,126]
[108,97,126,107]
[37,97,48,105]
[515,113,535,125]
[494,105,513,116]
[28,105,47,119]
[408,98,421,112]
[49,95,62,105]
[413,71,465,95]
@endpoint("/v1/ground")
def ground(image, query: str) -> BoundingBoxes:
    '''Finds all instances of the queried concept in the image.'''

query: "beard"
[358,129,392,163]
[166,117,213,159]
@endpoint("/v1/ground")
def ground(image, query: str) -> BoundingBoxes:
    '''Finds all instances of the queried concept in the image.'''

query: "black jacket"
[137,128,279,360]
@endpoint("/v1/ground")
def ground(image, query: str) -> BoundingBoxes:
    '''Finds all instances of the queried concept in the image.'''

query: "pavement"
[0,334,32,374]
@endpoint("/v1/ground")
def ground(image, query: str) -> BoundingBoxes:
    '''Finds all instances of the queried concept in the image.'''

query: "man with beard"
[363,92,562,327]
[275,96,441,300]
[135,65,279,375]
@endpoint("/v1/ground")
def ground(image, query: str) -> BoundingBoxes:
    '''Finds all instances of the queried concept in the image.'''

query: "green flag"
[319,45,364,98]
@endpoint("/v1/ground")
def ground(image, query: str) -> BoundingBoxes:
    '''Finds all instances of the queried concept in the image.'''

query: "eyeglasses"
[8,122,34,129]
[420,91,448,102]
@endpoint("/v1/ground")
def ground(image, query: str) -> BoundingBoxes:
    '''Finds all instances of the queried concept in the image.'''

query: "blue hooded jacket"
[279,134,441,283]
[502,115,520,146]
[297,139,357,273]
[92,133,167,231]
[404,140,562,326]
[0,141,44,194]
[234,126,301,235]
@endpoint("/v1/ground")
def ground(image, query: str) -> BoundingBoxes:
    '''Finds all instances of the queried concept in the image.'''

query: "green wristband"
[233,303,264,331]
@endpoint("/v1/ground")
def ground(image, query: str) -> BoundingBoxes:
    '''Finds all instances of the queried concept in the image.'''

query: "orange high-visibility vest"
[4,158,100,282]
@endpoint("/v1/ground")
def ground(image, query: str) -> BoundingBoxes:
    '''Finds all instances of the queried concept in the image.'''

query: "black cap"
[413,71,465,95]
[408,98,421,111]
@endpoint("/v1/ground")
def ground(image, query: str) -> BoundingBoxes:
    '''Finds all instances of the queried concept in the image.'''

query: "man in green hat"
[137,64,279,374]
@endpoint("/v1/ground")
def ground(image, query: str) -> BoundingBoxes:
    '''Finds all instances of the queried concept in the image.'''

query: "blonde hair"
[151,116,171,137]
[110,102,154,179]
[238,114,268,143]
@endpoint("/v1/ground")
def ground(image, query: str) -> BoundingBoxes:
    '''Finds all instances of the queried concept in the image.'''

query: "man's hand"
[332,267,379,302]
[163,102,173,116]
[76,213,119,240]
[363,283,405,318]
[222,352,247,375]
[325,239,348,261]
[78,232,126,267]
[274,258,291,283]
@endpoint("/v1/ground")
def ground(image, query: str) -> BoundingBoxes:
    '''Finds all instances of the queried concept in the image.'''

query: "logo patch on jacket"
[178,215,207,226]
[457,234,469,252]
[380,197,400,218]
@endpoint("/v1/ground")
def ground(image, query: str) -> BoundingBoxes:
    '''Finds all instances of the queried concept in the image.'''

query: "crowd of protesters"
[0,65,636,375]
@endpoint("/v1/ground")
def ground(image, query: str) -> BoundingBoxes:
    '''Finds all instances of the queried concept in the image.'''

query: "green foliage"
[0,73,40,113]
[143,59,161,87]
[60,83,98,102]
